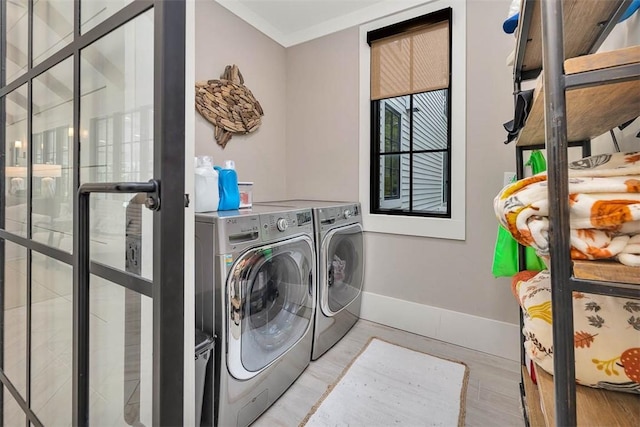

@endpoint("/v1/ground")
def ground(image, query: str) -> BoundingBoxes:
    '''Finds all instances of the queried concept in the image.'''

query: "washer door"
[321,223,364,316]
[226,235,315,380]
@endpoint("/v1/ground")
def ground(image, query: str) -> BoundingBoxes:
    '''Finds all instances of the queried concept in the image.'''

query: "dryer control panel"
[317,203,361,234]
[261,208,313,241]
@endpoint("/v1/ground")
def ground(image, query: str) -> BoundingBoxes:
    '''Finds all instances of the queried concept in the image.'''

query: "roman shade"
[370,20,450,101]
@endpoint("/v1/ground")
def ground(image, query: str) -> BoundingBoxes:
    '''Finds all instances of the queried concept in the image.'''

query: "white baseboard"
[360,291,520,361]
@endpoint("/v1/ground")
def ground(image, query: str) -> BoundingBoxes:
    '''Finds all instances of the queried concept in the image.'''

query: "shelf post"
[540,0,577,425]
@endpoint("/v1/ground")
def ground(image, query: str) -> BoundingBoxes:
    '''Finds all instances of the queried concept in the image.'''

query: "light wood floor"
[253,319,524,427]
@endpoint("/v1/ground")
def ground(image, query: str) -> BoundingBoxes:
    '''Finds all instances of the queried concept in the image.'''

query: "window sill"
[362,212,465,240]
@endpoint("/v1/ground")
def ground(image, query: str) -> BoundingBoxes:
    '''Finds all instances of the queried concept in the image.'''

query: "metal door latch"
[145,195,160,211]
[144,180,161,211]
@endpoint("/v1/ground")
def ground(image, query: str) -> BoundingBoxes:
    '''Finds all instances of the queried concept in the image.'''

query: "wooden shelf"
[535,364,640,426]
[516,46,640,147]
[515,0,625,77]
[522,366,545,427]
[573,259,640,285]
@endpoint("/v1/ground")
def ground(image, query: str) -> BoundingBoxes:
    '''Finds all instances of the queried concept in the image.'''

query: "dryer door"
[321,223,364,316]
[226,235,315,380]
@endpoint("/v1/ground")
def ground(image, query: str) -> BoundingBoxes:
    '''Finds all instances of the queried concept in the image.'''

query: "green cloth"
[492,150,547,277]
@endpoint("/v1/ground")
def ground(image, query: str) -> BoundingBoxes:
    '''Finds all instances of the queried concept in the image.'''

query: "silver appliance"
[257,201,364,360]
[195,206,316,427]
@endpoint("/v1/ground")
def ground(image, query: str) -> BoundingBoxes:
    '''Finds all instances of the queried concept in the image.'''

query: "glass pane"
[89,276,153,426]
[81,0,134,33]
[5,84,28,238]
[3,385,26,427]
[33,0,74,66]
[4,0,29,83]
[229,240,313,373]
[30,253,73,426]
[32,58,74,250]
[243,250,310,369]
[3,242,27,397]
[379,96,409,153]
[412,151,448,214]
[326,225,363,313]
[413,90,448,151]
[379,153,408,209]
[80,11,154,278]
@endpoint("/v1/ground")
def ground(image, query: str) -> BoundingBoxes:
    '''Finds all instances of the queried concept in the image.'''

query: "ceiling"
[214,0,432,47]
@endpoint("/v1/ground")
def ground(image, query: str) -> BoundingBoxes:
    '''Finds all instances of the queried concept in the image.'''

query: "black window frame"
[368,7,452,219]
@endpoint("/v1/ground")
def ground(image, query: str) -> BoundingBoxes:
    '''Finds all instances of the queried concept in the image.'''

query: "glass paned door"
[3,243,27,398]
[4,84,28,238]
[81,0,134,34]
[4,0,28,84]
[33,0,74,66]
[0,1,185,426]
[31,58,73,251]
[80,9,154,277]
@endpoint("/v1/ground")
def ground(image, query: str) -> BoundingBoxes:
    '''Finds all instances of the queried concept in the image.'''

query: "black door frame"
[0,1,185,425]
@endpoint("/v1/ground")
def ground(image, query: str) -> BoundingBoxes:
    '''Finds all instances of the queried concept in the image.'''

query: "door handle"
[73,180,159,425]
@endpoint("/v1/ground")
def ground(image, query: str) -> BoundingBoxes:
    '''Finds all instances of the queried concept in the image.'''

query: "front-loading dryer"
[256,201,364,360]
[195,206,315,427]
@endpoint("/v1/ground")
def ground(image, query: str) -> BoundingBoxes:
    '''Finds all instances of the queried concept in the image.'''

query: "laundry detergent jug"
[194,156,219,213]
[215,160,240,211]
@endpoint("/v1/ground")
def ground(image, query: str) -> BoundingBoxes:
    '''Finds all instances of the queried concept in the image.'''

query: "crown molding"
[215,0,437,48]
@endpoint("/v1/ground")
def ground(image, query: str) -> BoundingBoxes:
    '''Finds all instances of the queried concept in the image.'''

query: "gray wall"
[285,28,360,201]
[285,0,519,324]
[196,0,520,324]
[194,1,288,202]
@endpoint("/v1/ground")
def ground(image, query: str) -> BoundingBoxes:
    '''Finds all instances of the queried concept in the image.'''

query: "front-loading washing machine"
[195,205,316,427]
[256,201,364,360]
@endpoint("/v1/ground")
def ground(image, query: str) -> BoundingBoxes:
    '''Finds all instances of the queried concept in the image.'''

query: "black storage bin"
[195,330,214,426]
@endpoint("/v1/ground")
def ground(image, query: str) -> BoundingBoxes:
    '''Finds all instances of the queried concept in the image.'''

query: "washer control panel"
[276,218,288,231]
[261,208,313,240]
[216,214,261,254]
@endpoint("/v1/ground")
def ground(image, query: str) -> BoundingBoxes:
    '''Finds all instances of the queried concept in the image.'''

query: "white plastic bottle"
[194,156,219,213]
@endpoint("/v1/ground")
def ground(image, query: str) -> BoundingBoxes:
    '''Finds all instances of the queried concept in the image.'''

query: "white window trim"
[358,0,466,240]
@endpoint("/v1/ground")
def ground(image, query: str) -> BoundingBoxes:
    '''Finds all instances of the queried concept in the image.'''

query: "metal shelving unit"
[511,0,640,425]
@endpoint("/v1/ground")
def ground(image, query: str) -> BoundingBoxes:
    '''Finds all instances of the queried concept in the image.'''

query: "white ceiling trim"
[215,0,438,48]
[215,0,290,45]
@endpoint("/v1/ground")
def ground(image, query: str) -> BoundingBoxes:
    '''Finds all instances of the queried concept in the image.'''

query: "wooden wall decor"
[195,65,264,148]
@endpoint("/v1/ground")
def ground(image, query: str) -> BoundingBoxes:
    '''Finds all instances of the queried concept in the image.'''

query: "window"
[359,1,466,239]
[383,105,401,202]
[369,8,451,217]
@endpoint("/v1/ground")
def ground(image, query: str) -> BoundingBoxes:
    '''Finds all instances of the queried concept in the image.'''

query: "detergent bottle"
[194,156,219,212]
[215,160,240,211]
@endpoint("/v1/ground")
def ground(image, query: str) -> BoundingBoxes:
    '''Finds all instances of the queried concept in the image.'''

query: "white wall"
[194,1,288,202]
[184,0,196,424]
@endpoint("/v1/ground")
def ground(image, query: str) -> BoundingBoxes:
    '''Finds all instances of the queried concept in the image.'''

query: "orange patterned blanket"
[494,152,640,267]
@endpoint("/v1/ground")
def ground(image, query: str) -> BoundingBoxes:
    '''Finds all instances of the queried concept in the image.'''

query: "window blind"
[370,20,449,101]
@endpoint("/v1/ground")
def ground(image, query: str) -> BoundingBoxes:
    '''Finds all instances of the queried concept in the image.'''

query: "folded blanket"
[494,152,640,266]
[514,270,640,394]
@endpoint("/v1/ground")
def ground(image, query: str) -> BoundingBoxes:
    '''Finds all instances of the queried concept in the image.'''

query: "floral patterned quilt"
[494,152,640,266]
[514,270,640,394]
